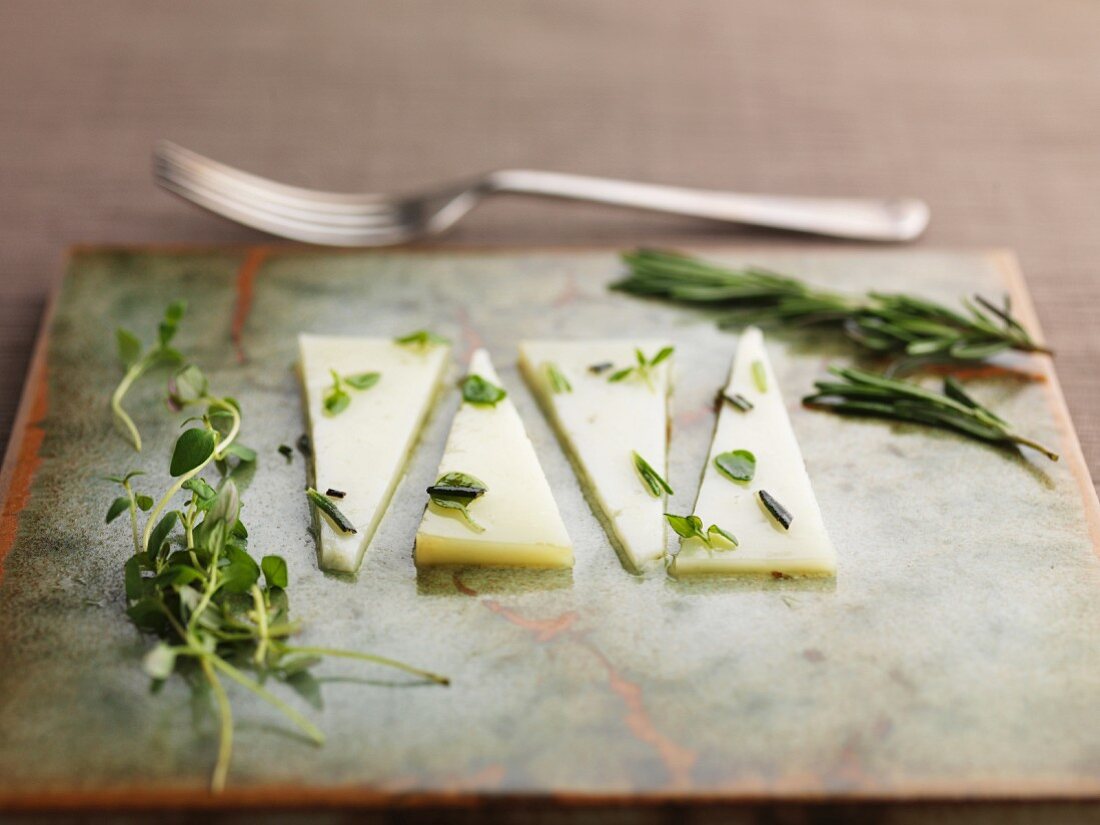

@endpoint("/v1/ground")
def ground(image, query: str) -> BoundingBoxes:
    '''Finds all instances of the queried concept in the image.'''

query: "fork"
[153,141,929,245]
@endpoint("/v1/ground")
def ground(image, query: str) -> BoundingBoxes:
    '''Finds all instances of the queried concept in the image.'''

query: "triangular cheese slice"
[670,327,835,576]
[415,349,573,568]
[519,340,672,572]
[299,334,450,573]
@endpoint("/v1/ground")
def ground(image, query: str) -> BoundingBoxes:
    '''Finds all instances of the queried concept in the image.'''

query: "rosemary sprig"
[803,367,1059,461]
[613,250,1050,367]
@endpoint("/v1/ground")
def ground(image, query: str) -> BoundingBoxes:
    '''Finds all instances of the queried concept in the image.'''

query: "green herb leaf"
[751,360,768,393]
[757,489,793,530]
[545,362,572,394]
[461,374,507,406]
[323,387,350,416]
[306,487,357,534]
[183,477,217,503]
[427,471,487,531]
[395,330,449,349]
[714,449,756,483]
[220,544,261,594]
[105,496,131,524]
[707,524,739,547]
[632,451,673,497]
[147,511,179,557]
[135,495,154,511]
[650,346,674,367]
[722,392,754,412]
[223,442,257,463]
[116,328,142,368]
[170,428,218,477]
[344,372,381,391]
[665,513,705,540]
[171,364,209,407]
[608,367,634,383]
[261,555,289,589]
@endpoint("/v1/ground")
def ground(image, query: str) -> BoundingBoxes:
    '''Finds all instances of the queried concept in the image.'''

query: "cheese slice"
[414,349,573,569]
[670,327,835,576]
[518,340,672,572]
[299,334,450,573]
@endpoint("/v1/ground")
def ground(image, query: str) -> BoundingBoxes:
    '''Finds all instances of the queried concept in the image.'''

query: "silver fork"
[153,140,929,245]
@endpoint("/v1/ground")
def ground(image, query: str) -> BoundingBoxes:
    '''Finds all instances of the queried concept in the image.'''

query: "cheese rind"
[414,349,573,569]
[670,327,836,576]
[518,340,672,572]
[299,335,450,573]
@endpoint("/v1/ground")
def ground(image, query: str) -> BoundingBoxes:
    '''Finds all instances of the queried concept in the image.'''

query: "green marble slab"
[0,247,1097,809]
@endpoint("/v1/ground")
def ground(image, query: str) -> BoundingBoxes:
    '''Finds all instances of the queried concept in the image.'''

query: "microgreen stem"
[208,656,325,745]
[199,656,233,794]
[278,645,451,685]
[111,363,147,452]
[122,478,141,556]
[251,585,269,667]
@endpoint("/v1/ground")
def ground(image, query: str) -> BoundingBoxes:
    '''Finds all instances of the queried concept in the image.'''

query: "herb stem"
[279,645,451,685]
[111,363,147,452]
[208,655,325,745]
[199,656,233,794]
[251,585,270,667]
[122,478,141,556]
[208,398,241,461]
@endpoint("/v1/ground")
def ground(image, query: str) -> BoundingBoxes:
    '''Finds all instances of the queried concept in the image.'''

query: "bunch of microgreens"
[106,305,447,792]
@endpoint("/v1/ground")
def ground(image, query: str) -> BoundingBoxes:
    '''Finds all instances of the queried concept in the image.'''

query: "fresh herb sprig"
[111,301,186,451]
[105,320,447,792]
[609,346,674,389]
[614,250,1050,368]
[324,369,381,416]
[665,513,738,550]
[803,367,1059,461]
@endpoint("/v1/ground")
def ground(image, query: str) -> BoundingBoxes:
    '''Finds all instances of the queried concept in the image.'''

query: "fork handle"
[485,169,928,242]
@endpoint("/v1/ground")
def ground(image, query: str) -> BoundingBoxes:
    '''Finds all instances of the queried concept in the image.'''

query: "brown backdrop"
[2,0,1098,491]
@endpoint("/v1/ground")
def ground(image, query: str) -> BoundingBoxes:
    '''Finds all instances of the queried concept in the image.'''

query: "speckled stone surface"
[0,248,1097,806]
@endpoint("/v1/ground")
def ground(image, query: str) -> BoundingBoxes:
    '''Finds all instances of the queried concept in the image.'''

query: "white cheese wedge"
[518,340,672,572]
[670,327,835,576]
[299,334,450,573]
[415,349,573,569]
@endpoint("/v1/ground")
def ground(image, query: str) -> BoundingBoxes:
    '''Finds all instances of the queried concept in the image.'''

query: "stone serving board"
[0,247,1097,810]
